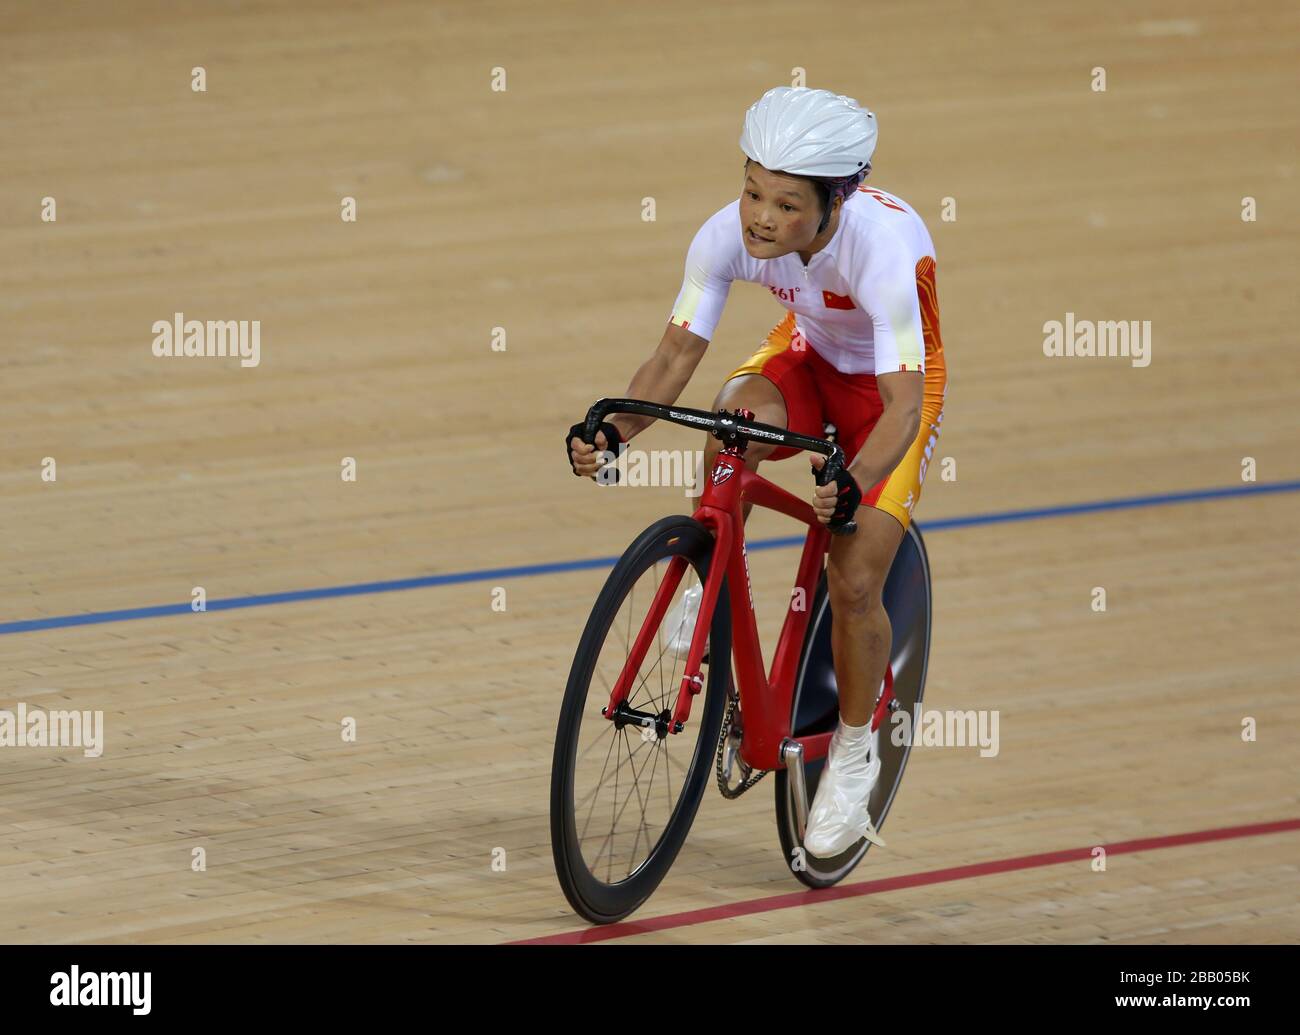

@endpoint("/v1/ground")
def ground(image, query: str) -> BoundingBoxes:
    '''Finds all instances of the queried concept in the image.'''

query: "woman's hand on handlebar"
[809,453,863,528]
[566,420,624,480]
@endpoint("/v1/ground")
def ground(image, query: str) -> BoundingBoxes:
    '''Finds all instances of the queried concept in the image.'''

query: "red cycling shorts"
[725,310,946,531]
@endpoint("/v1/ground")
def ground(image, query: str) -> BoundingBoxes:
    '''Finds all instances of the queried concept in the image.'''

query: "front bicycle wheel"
[550,515,731,923]
[774,522,932,888]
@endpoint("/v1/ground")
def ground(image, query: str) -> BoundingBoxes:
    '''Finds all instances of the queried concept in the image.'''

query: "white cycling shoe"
[663,582,706,659]
[803,719,887,857]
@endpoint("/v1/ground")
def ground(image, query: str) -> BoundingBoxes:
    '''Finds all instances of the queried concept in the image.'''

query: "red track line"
[512,817,1300,945]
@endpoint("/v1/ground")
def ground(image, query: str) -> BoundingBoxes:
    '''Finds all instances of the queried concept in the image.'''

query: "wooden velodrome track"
[2,0,1297,944]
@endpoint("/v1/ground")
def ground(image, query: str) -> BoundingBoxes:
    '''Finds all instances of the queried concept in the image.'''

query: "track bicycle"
[550,398,932,924]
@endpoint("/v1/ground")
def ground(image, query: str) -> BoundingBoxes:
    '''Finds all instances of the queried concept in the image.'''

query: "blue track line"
[3,479,1296,636]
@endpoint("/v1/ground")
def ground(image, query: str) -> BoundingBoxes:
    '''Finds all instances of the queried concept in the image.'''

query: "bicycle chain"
[715,686,769,798]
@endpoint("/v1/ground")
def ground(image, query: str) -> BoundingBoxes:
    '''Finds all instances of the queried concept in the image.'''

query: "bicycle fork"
[601,518,733,737]
[609,417,747,739]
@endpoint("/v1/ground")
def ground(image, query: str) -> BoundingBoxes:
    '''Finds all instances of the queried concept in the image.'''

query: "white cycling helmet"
[739,86,877,179]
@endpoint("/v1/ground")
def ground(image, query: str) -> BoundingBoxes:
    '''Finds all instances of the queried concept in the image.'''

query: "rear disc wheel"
[775,523,932,887]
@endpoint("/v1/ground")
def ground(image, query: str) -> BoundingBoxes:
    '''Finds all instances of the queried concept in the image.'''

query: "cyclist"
[566,86,947,857]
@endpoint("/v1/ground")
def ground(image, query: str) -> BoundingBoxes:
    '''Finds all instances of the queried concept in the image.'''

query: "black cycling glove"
[566,420,624,477]
[816,461,863,529]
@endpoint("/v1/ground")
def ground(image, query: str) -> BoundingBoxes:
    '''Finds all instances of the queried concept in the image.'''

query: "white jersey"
[669,185,935,376]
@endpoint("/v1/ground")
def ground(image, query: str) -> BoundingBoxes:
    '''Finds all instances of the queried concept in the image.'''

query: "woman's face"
[740,161,830,257]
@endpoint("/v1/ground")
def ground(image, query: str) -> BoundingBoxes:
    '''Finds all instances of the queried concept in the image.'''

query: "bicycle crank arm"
[780,739,810,842]
[720,728,744,783]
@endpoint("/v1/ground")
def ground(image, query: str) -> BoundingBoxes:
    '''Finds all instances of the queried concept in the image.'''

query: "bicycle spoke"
[577,723,623,845]
[598,740,664,876]
[579,739,681,882]
[575,720,616,765]
[573,714,696,825]
[573,730,652,817]
[625,740,661,872]
[573,635,698,825]
[604,741,665,857]
[626,636,676,710]
[585,735,662,877]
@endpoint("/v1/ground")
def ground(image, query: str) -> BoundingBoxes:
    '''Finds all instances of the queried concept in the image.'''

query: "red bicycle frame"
[602,433,896,774]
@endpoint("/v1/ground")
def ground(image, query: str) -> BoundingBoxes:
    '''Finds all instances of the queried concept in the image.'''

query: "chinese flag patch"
[822,291,856,310]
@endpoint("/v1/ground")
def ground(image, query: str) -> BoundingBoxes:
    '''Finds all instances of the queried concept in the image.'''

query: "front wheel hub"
[610,701,672,740]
